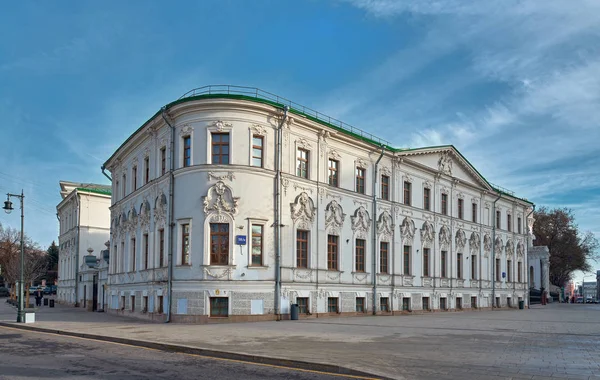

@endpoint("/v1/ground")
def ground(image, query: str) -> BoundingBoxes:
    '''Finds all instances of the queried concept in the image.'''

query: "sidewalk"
[2,300,600,380]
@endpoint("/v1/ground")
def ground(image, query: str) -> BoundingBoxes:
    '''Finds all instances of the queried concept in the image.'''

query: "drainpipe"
[74,193,81,307]
[161,106,176,323]
[491,192,502,309]
[372,145,385,315]
[525,204,535,309]
[100,165,113,182]
[274,106,289,319]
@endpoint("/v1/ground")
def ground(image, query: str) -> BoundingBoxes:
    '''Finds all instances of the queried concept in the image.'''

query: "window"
[424,188,431,211]
[181,223,190,265]
[131,296,135,312]
[113,245,117,273]
[327,297,338,313]
[144,157,150,184]
[121,296,125,310]
[423,248,430,277]
[402,297,410,311]
[403,181,411,205]
[471,255,477,280]
[381,175,390,200]
[157,296,164,313]
[355,167,365,194]
[327,235,338,270]
[132,166,137,190]
[456,297,462,310]
[356,297,365,313]
[143,296,148,312]
[131,238,136,271]
[458,199,464,219]
[507,260,512,282]
[297,297,309,314]
[355,239,365,272]
[120,242,125,272]
[328,159,339,187]
[122,174,126,198]
[507,214,512,232]
[440,297,447,310]
[496,211,501,228]
[251,135,263,167]
[518,217,522,234]
[210,297,228,317]
[496,258,501,281]
[183,136,191,167]
[471,296,477,309]
[143,233,149,270]
[212,133,230,164]
[457,253,463,279]
[210,223,229,265]
[251,225,263,266]
[115,181,119,202]
[296,148,309,178]
[380,241,389,274]
[518,262,522,282]
[159,229,165,267]
[403,245,411,275]
[422,297,430,311]
[380,297,389,312]
[160,147,166,175]
[441,193,448,215]
[296,230,309,268]
[441,251,447,278]
[472,203,477,222]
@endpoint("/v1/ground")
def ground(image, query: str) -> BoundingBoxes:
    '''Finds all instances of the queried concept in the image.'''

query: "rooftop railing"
[179,85,391,146]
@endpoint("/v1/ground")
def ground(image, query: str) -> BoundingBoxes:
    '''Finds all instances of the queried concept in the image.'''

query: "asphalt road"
[0,327,373,380]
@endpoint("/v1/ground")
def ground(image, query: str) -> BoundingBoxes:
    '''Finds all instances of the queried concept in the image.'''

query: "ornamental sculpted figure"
[203,181,239,215]
[351,206,371,234]
[400,216,416,242]
[290,192,316,228]
[325,200,345,229]
[439,225,451,249]
[438,151,453,176]
[469,232,480,253]
[483,234,492,253]
[420,221,435,246]
[377,211,394,238]
[455,229,467,251]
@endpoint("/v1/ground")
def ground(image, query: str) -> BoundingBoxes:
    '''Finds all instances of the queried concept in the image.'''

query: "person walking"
[34,288,43,307]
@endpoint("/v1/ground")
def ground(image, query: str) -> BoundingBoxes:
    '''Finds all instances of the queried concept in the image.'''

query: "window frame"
[209,223,229,265]
[210,297,229,317]
[441,250,447,278]
[211,132,230,165]
[144,156,150,185]
[380,297,389,312]
[296,230,309,268]
[518,217,522,234]
[518,261,522,282]
[296,148,309,179]
[327,297,339,313]
[458,198,464,219]
[131,237,136,272]
[507,214,512,232]
[471,254,477,280]
[183,135,192,167]
[381,175,390,200]
[327,234,339,271]
[297,297,309,314]
[250,224,264,266]
[423,248,430,277]
[507,259,512,282]
[143,233,149,270]
[355,238,366,272]
[403,245,411,275]
[328,159,339,187]
[472,202,477,223]
[160,147,166,176]
[379,241,389,274]
[356,297,365,313]
[496,211,501,229]
[132,166,137,191]
[457,253,463,279]
[441,193,448,215]
[355,167,366,194]
[496,258,501,281]
[251,134,264,167]
[159,228,165,267]
[403,181,411,205]
[181,223,191,265]
[424,188,431,211]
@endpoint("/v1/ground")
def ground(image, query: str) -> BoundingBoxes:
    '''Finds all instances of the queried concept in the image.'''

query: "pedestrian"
[34,288,43,307]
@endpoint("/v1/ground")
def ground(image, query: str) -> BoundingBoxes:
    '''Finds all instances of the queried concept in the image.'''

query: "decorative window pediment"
[211,120,232,132]
[439,225,451,249]
[505,239,514,256]
[250,124,267,136]
[400,216,416,243]
[351,206,371,237]
[328,149,341,161]
[420,221,435,247]
[290,192,316,230]
[494,236,504,253]
[377,211,394,239]
[455,229,467,252]
[325,200,345,233]
[483,234,492,256]
[469,232,480,254]
[180,123,194,136]
[380,166,391,177]
[203,181,239,216]
[516,241,525,257]
[296,138,312,150]
[356,157,369,169]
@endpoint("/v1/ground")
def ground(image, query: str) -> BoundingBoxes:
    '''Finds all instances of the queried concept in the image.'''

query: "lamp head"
[3,199,13,214]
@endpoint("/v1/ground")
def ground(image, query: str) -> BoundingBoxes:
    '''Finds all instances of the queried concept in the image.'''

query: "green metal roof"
[102,85,532,205]
[76,187,111,196]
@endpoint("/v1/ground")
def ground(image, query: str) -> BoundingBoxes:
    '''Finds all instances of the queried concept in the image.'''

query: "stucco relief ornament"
[495,236,504,254]
[249,124,267,136]
[179,123,194,136]
[351,206,371,238]
[377,211,394,239]
[281,178,290,196]
[505,239,514,257]
[438,151,453,176]
[139,201,151,228]
[356,157,369,169]
[212,120,232,132]
[296,138,312,150]
[328,149,341,161]
[153,194,167,227]
[439,225,451,250]
[517,241,525,257]
[469,232,481,254]
[400,216,416,243]
[483,234,492,257]
[203,181,239,216]
[290,192,316,230]
[325,200,346,233]
[420,221,435,248]
[207,172,235,182]
[455,229,467,252]
[380,166,391,177]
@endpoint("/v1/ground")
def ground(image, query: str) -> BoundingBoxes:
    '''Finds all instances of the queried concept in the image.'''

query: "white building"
[102,85,534,323]
[56,181,111,308]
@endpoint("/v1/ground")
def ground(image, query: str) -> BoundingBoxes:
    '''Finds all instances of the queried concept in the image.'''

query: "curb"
[0,322,387,379]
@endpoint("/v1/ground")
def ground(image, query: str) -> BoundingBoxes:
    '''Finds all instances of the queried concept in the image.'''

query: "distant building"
[597,270,600,301]
[582,281,597,300]
[56,181,111,307]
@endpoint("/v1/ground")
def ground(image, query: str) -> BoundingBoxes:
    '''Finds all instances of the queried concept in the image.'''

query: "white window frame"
[206,122,233,165]
[177,219,192,266]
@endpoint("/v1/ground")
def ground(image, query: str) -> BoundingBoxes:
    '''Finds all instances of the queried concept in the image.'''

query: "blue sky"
[1,0,598,279]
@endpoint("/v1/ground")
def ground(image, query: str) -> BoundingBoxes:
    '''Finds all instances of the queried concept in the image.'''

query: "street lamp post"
[3,190,25,323]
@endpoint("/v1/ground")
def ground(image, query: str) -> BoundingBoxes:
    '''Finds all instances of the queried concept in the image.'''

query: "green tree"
[47,241,59,270]
[533,207,599,287]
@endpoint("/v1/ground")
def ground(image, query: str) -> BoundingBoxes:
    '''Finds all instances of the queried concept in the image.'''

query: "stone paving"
[1,299,599,380]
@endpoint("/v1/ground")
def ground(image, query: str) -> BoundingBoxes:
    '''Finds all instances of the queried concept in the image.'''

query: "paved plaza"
[1,301,599,379]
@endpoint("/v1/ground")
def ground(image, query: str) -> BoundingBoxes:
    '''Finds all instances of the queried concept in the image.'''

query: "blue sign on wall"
[236,235,247,245]
[502,272,506,278]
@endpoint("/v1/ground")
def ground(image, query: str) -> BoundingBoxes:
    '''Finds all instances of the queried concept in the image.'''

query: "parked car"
[576,296,583,303]
[0,287,9,297]
[28,286,39,294]
[586,297,594,303]
[51,285,57,295]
